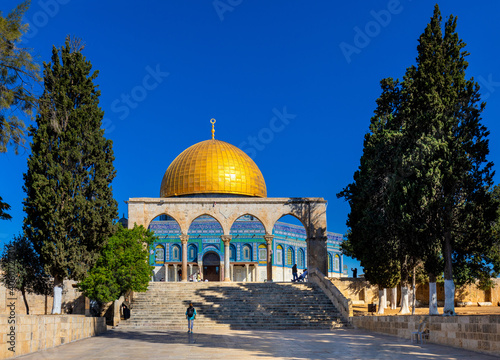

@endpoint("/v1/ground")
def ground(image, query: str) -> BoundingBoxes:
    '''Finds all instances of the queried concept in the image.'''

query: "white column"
[173,264,178,282]
[245,264,249,282]
[230,264,234,281]
[163,264,168,282]
[189,264,193,280]
[222,235,232,282]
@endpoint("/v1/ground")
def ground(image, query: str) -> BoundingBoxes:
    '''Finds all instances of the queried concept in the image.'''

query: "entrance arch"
[203,252,221,281]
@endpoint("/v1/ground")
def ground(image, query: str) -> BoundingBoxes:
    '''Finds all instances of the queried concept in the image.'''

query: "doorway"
[202,252,220,281]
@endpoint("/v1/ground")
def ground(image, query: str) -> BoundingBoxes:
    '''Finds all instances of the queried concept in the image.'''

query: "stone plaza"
[15,328,499,360]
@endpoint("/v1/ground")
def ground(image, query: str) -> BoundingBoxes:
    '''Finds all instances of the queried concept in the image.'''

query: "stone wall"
[0,280,86,316]
[332,278,500,306]
[352,315,500,357]
[0,315,106,359]
[330,278,379,304]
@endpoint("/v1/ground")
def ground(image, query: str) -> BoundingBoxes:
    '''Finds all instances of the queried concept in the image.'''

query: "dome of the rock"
[160,139,267,198]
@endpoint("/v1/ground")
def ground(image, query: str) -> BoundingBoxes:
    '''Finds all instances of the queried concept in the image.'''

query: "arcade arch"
[228,214,265,282]
[149,214,181,281]
[272,214,308,282]
[188,215,223,281]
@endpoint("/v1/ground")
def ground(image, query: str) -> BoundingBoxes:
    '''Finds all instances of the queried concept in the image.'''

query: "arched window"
[276,245,283,265]
[328,253,332,272]
[258,244,267,263]
[287,247,294,266]
[230,244,237,261]
[155,245,165,264]
[334,254,340,272]
[188,244,197,262]
[172,244,181,261]
[298,248,305,268]
[243,244,252,261]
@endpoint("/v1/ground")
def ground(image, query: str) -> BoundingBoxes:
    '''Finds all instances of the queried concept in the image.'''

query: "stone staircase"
[118,281,347,330]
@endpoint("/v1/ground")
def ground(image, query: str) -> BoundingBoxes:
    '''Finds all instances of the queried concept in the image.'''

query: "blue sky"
[1,0,499,276]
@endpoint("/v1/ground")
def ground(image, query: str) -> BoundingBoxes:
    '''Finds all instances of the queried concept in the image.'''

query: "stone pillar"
[173,264,178,282]
[230,264,234,281]
[307,235,328,276]
[265,235,274,282]
[199,261,204,280]
[189,264,193,281]
[221,235,232,282]
[245,264,249,282]
[180,235,189,282]
[164,264,168,282]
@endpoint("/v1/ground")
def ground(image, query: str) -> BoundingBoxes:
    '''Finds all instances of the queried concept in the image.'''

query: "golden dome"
[160,139,267,198]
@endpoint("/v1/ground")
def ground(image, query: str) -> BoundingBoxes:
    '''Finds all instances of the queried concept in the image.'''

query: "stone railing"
[308,268,353,323]
[352,315,500,357]
[0,315,107,359]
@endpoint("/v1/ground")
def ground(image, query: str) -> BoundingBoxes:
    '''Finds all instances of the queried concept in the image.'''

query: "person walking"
[186,302,196,333]
[292,264,298,282]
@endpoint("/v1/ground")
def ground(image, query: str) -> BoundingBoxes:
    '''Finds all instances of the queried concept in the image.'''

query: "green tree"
[78,225,155,305]
[0,234,51,314]
[1,0,41,220]
[340,5,497,316]
[0,196,12,220]
[23,38,117,314]
[0,0,40,153]
[400,6,497,315]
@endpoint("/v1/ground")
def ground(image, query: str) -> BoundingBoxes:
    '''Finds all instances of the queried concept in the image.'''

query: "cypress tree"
[23,38,117,314]
[340,5,498,316]
[403,5,497,315]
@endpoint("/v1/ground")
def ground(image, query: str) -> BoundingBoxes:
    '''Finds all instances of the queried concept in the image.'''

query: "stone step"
[131,302,334,307]
[118,324,344,330]
[120,282,345,330]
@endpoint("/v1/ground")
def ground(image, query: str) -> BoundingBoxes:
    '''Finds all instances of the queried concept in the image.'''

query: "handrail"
[308,268,353,324]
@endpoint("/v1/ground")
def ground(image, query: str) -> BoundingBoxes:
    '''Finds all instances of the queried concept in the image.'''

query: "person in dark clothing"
[292,264,298,282]
[351,268,357,278]
[122,304,130,320]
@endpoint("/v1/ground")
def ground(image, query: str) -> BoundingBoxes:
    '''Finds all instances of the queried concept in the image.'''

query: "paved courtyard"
[16,327,498,360]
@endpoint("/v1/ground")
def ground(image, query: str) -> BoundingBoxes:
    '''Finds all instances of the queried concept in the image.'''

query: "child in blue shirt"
[186,303,197,333]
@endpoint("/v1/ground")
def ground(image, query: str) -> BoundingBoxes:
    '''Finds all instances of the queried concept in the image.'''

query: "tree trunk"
[428,272,439,315]
[390,287,397,309]
[52,276,63,314]
[412,267,416,315]
[443,231,456,316]
[399,285,410,314]
[21,286,30,315]
[377,286,385,315]
[382,288,387,309]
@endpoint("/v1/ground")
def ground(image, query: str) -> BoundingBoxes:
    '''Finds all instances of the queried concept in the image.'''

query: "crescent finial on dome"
[210,118,216,139]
